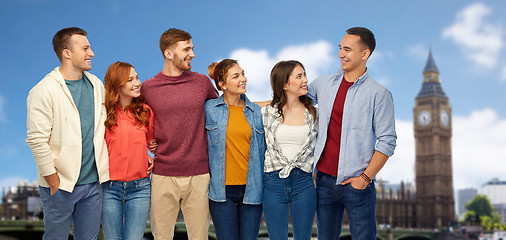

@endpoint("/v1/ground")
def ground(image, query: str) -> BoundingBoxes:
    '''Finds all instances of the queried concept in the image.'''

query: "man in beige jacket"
[26,27,109,240]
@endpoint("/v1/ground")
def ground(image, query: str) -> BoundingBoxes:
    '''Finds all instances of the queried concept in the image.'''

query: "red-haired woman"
[102,61,154,240]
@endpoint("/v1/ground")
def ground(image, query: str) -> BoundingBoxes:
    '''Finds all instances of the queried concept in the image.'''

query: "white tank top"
[275,124,309,161]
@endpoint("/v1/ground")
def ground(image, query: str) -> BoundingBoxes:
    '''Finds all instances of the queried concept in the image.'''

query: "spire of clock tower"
[413,49,455,229]
[423,49,439,74]
[416,49,447,99]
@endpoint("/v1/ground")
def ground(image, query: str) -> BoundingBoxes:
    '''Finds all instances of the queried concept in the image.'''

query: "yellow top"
[225,105,251,185]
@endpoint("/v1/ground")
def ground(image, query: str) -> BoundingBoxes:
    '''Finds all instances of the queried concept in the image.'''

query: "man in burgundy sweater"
[141,28,218,240]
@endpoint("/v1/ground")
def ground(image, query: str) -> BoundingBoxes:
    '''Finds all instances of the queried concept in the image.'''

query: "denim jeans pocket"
[49,189,60,199]
[263,171,277,182]
[316,172,330,186]
[136,177,151,188]
[130,179,151,199]
[349,182,369,193]
[45,187,74,212]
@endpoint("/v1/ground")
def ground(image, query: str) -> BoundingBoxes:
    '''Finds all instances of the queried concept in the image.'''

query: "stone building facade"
[1,181,42,220]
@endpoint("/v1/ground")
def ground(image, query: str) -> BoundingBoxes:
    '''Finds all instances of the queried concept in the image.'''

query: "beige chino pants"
[150,173,210,240]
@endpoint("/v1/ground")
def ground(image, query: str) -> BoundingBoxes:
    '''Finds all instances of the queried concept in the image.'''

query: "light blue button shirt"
[308,69,397,184]
[204,94,266,204]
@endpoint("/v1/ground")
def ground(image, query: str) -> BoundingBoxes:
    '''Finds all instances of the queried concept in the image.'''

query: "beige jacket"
[26,67,109,192]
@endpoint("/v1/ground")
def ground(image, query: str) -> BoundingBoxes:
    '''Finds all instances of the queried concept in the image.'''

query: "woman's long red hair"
[104,61,151,131]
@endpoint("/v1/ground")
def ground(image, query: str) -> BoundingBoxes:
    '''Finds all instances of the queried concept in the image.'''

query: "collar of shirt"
[212,94,255,112]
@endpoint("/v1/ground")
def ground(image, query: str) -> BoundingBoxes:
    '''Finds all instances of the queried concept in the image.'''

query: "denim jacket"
[204,94,266,204]
[308,69,397,184]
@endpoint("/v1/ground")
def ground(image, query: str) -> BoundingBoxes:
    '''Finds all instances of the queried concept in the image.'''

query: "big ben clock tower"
[414,50,455,229]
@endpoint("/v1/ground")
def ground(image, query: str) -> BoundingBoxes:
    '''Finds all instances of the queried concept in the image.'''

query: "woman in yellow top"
[204,59,266,240]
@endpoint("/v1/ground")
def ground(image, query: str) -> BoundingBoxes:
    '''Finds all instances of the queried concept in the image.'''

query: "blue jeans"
[316,172,377,240]
[263,169,316,240]
[101,177,151,240]
[39,182,103,240]
[209,185,262,240]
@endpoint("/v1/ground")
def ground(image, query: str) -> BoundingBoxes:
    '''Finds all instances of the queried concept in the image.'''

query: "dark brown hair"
[159,28,192,57]
[52,27,87,62]
[208,59,238,91]
[270,60,316,122]
[103,61,151,131]
[346,27,376,56]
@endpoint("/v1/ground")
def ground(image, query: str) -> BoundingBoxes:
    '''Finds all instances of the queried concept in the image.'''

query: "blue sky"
[1,1,505,197]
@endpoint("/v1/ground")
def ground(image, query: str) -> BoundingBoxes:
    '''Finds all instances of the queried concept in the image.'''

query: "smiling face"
[119,67,141,102]
[220,64,247,96]
[169,39,195,72]
[283,64,308,97]
[65,34,94,72]
[338,34,369,73]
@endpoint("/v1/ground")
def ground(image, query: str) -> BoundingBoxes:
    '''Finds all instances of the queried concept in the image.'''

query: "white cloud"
[442,2,503,69]
[378,108,506,191]
[228,41,337,101]
[377,119,415,185]
[452,108,506,189]
[276,41,335,77]
[229,49,277,101]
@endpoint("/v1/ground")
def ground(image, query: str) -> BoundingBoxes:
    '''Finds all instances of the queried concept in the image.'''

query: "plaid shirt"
[261,104,318,178]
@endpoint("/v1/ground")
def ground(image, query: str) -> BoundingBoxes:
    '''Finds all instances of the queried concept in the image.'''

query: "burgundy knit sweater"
[141,71,218,176]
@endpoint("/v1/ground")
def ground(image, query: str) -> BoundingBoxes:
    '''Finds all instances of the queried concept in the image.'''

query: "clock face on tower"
[417,110,431,126]
[440,110,449,127]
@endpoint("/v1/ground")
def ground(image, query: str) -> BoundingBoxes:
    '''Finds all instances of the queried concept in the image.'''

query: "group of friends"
[26,26,397,240]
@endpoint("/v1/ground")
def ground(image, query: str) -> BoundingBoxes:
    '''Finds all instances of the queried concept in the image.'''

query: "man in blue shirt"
[308,27,397,239]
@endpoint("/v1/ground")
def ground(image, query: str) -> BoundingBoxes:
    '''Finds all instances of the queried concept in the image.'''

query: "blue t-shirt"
[65,73,98,185]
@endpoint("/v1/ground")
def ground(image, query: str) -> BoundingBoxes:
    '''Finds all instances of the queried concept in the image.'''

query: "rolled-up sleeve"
[373,89,397,157]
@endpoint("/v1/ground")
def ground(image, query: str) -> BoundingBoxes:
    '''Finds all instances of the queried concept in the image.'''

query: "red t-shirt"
[317,76,354,176]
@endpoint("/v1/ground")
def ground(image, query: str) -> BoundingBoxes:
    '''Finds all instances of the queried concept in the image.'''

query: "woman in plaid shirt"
[261,60,318,240]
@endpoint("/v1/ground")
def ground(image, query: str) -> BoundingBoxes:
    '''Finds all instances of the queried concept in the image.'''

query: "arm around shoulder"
[146,104,155,141]
[254,100,271,108]
[307,80,318,105]
[206,76,219,100]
